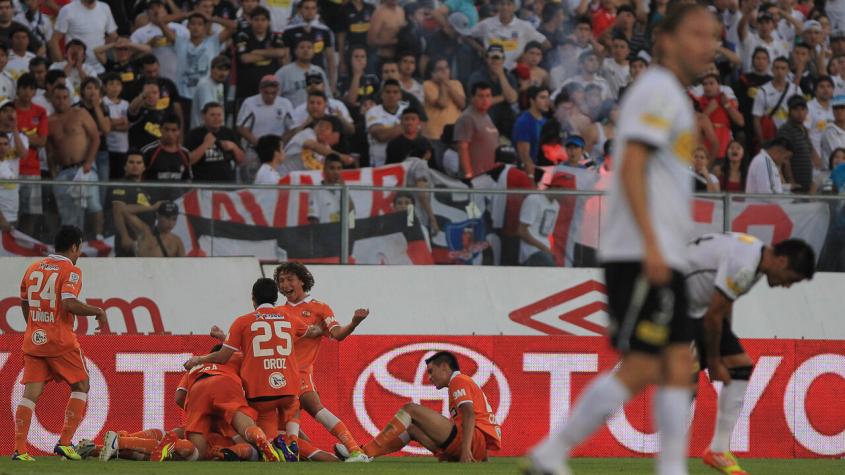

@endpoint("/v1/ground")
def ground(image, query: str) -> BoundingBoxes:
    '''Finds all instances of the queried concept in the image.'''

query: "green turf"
[0,456,842,475]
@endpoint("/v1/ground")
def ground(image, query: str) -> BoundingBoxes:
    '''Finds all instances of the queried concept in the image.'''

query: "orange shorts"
[249,396,299,437]
[440,425,489,462]
[184,375,256,435]
[299,371,316,395]
[21,349,89,385]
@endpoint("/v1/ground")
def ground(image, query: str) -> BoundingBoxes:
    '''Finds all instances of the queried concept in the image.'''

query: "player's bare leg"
[302,391,368,461]
[703,353,754,475]
[13,382,44,461]
[362,402,454,458]
[230,409,280,462]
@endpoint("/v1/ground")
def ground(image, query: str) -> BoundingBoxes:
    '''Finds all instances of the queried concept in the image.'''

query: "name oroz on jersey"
[29,309,55,323]
[263,357,288,370]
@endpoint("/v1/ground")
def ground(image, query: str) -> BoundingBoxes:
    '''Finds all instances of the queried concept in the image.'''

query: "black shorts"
[604,262,692,355]
[692,318,745,370]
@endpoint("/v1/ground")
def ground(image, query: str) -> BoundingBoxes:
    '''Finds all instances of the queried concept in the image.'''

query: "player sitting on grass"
[74,429,168,461]
[686,234,815,475]
[360,351,501,462]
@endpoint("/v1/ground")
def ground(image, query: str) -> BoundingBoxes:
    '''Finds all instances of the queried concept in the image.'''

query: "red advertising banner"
[1,335,843,458]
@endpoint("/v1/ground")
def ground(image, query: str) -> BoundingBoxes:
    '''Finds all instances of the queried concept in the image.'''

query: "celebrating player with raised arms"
[13,226,107,462]
[361,351,501,462]
[273,262,371,462]
[526,3,718,475]
[185,278,318,460]
[685,234,815,475]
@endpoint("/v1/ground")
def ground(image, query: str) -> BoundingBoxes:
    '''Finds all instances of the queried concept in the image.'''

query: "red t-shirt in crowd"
[16,103,48,177]
[592,8,616,38]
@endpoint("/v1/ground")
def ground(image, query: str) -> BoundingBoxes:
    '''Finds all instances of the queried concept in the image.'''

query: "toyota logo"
[353,342,511,454]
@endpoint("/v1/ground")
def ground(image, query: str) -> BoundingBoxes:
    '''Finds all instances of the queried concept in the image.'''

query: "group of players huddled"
[12,225,502,463]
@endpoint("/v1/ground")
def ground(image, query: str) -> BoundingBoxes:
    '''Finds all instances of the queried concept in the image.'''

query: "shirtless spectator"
[47,84,101,231]
[368,0,406,67]
[117,200,185,257]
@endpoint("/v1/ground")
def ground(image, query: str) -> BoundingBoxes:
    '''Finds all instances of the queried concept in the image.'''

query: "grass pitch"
[0,456,842,475]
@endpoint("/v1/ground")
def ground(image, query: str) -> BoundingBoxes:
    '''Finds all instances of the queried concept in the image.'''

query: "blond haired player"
[272,262,370,462]
[13,225,107,461]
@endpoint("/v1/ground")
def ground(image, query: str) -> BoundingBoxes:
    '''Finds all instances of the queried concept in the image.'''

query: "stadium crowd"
[0,0,843,265]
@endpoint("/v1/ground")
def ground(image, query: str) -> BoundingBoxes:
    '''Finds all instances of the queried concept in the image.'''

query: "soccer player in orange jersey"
[273,262,371,463]
[13,226,107,462]
[185,278,319,461]
[362,351,502,463]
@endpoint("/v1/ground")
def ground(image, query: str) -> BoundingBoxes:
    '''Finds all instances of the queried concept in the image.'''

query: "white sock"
[710,380,748,453]
[531,373,631,470]
[655,387,692,475]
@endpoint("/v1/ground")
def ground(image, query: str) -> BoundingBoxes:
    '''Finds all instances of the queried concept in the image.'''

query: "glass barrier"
[1,179,843,271]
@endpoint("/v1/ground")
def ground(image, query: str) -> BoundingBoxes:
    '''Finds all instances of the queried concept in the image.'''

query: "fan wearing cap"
[190,54,230,128]
[274,37,330,108]
[281,0,337,93]
[776,94,821,192]
[467,45,518,136]
[117,199,185,257]
[821,94,845,164]
[465,0,548,70]
[48,39,97,98]
[50,0,118,73]
[235,75,294,181]
[737,4,789,74]
[235,6,284,103]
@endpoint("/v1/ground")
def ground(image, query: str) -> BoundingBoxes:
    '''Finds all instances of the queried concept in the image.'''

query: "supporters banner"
[0,335,843,459]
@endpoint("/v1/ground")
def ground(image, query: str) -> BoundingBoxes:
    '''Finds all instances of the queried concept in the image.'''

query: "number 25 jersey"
[223,304,308,399]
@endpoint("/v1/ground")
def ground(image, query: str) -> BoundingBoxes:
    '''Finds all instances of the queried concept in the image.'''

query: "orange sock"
[244,426,268,444]
[361,410,411,458]
[230,443,258,460]
[128,429,163,441]
[118,436,158,454]
[14,399,35,454]
[59,392,87,446]
[330,421,361,453]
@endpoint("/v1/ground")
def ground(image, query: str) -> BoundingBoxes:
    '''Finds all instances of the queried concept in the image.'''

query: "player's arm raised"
[63,298,107,332]
[329,308,369,341]
[702,290,734,384]
[458,402,477,463]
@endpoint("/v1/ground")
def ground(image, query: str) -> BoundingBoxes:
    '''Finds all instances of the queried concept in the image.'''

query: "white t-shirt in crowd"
[174,35,222,99]
[130,22,189,82]
[519,193,559,263]
[191,77,225,129]
[751,81,801,129]
[821,122,845,169]
[308,187,343,223]
[746,149,784,194]
[560,74,612,101]
[470,15,547,69]
[599,66,695,271]
[740,33,789,73]
[49,61,98,99]
[55,0,118,73]
[7,51,34,81]
[0,71,15,102]
[366,102,406,168]
[806,99,834,159]
[685,232,765,318]
[601,58,629,99]
[103,97,129,153]
[281,128,324,174]
[236,94,294,148]
[0,131,28,223]
[254,163,282,184]
[289,98,352,128]
[261,0,295,33]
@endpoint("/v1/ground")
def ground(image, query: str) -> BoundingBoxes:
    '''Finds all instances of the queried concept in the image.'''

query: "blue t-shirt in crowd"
[444,0,479,26]
[832,163,845,193]
[512,111,547,164]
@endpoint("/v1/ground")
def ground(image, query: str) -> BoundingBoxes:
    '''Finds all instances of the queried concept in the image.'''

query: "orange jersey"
[223,304,308,399]
[177,361,242,394]
[19,254,84,357]
[280,298,340,374]
[448,372,502,451]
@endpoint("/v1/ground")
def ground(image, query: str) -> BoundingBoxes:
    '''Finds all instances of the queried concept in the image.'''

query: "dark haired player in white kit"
[685,233,815,475]
[524,3,717,475]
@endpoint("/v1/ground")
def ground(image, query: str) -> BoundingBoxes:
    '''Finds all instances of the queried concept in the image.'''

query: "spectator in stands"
[386,107,431,164]
[693,146,720,192]
[467,0,548,69]
[48,39,96,100]
[14,73,46,237]
[563,134,592,169]
[282,0,337,93]
[340,45,380,110]
[128,79,168,150]
[289,72,354,134]
[77,77,112,188]
[132,55,182,122]
[753,56,800,146]
[747,137,793,194]
[366,78,406,167]
[8,25,37,80]
[308,153,351,224]
[33,67,63,115]
[141,112,191,201]
[422,57,465,142]
[513,86,549,176]
[0,133,17,231]
[235,6,285,105]
[391,189,414,212]
[94,37,150,92]
[379,59,427,119]
[397,51,423,102]
[191,55,230,128]
[468,45,518,136]
[822,95,845,165]
[275,38,329,108]
[0,0,40,55]
[15,0,53,49]
[777,95,820,193]
[367,0,406,67]
[517,191,558,267]
[807,76,835,158]
[102,73,129,179]
[601,36,630,99]
[130,0,188,84]
[283,115,351,173]
[738,7,789,74]
[791,43,817,94]
[117,199,185,257]
[515,41,550,91]
[337,0,375,77]
[454,81,499,178]
[719,140,749,192]
[51,0,118,73]
[187,102,244,182]
[108,150,155,256]
[254,134,284,184]
[698,73,744,159]
[560,50,611,101]
[236,75,294,182]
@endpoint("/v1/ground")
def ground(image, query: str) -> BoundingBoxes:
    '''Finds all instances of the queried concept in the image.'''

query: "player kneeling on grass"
[361,351,501,462]
[686,233,814,475]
